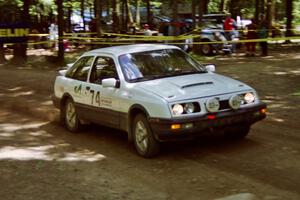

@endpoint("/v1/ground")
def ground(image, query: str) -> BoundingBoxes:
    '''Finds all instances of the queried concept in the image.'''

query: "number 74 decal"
[88,89,101,106]
[91,90,112,108]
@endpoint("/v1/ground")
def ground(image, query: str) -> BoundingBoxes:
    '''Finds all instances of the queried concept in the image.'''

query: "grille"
[219,100,231,110]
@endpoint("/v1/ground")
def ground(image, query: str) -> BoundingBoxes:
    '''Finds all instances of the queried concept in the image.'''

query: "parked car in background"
[183,13,237,55]
[199,23,235,55]
[53,44,266,158]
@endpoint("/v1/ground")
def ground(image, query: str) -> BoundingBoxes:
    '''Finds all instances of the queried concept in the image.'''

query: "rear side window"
[66,56,94,81]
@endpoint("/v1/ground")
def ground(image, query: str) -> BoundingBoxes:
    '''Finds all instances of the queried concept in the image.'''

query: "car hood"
[135,73,252,102]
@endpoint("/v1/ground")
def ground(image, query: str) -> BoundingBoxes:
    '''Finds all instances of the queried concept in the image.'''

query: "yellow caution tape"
[28,33,50,37]
[4,33,300,46]
[58,36,300,45]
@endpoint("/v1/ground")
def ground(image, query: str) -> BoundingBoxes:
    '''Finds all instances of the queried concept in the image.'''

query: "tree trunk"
[126,0,133,24]
[106,0,110,21]
[67,3,72,33]
[146,0,151,26]
[89,2,93,20]
[95,0,102,36]
[135,0,141,27]
[219,0,225,12]
[112,0,120,33]
[203,0,209,14]
[192,0,196,29]
[198,0,204,27]
[261,0,265,15]
[12,0,30,63]
[57,0,64,62]
[172,0,179,36]
[94,0,97,18]
[121,0,126,32]
[266,0,272,30]
[81,0,86,31]
[0,44,6,64]
[286,0,293,39]
[255,0,260,22]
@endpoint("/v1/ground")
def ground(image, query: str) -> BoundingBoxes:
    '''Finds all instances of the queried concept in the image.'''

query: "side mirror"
[204,64,216,72]
[102,78,120,88]
[59,69,67,76]
[67,63,74,69]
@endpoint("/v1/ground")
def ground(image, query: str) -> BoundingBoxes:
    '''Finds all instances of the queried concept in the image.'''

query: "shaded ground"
[0,46,300,200]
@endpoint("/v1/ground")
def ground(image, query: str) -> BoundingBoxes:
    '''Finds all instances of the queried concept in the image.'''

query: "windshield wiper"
[170,70,206,76]
[129,76,158,82]
[129,71,206,82]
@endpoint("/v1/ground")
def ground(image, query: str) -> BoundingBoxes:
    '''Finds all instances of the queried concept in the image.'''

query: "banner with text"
[0,23,30,43]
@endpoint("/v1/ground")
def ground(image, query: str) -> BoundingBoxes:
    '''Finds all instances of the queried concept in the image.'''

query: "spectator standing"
[245,19,258,56]
[89,18,97,33]
[258,15,268,56]
[223,13,237,40]
[143,24,152,36]
[49,21,58,50]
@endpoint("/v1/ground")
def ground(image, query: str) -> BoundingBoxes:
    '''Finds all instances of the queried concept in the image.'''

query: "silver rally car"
[53,44,266,157]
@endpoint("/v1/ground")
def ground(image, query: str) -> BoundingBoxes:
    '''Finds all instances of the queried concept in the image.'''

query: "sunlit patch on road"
[0,145,106,162]
[0,117,106,162]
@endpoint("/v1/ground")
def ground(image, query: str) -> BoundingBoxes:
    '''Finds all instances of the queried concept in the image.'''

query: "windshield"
[119,49,205,82]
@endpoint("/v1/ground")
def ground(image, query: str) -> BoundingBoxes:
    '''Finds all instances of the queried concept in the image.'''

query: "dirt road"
[0,48,300,200]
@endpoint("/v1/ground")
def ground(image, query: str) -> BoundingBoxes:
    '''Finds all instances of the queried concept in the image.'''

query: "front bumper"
[149,103,266,142]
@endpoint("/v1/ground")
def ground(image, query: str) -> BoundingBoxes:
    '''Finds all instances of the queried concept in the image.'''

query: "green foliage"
[294,0,300,24]
[207,0,222,13]
[30,0,56,16]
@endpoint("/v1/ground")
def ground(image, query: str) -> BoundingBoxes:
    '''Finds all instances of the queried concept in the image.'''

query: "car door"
[86,56,120,128]
[64,56,95,119]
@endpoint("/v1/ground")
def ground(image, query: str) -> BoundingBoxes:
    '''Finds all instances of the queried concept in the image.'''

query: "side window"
[66,56,94,81]
[90,56,118,84]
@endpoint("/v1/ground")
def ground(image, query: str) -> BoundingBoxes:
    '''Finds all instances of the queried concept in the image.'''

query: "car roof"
[83,44,180,57]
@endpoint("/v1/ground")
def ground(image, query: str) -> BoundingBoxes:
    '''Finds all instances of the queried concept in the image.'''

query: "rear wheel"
[63,98,81,132]
[132,114,160,158]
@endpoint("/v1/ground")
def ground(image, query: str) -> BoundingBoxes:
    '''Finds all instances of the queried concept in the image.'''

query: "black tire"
[63,98,81,132]
[225,124,250,139]
[132,114,160,158]
[200,40,213,55]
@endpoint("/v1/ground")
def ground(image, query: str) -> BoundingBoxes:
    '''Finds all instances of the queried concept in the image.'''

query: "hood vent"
[181,81,213,89]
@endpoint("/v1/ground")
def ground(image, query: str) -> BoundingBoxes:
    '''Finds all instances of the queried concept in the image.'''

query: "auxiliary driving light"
[229,95,242,110]
[206,98,220,113]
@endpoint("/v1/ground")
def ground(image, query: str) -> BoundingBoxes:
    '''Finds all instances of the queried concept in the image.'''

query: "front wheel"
[63,98,81,132]
[200,42,213,55]
[132,114,160,158]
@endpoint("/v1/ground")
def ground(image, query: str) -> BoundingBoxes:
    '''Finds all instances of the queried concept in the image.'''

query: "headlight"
[172,102,200,115]
[206,98,220,113]
[244,92,255,104]
[229,95,242,110]
[172,104,184,115]
[184,103,195,114]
